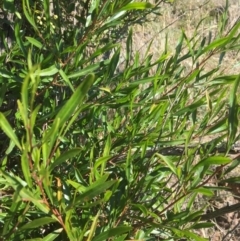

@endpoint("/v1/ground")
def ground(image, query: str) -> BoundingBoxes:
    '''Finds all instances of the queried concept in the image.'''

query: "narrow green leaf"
[191,222,214,229]
[42,228,63,241]
[92,226,132,241]
[21,72,30,124]
[126,148,133,183]
[15,22,27,56]
[19,217,57,230]
[183,230,208,241]
[30,104,41,132]
[107,47,120,79]
[228,74,240,149]
[174,99,205,116]
[42,171,54,205]
[191,156,231,173]
[206,117,227,134]
[49,148,82,172]
[120,2,153,11]
[0,113,21,150]
[26,37,43,49]
[131,204,148,216]
[182,210,203,222]
[227,19,240,39]
[73,180,116,205]
[19,188,50,214]
[22,0,38,31]
[59,69,74,92]
[102,135,111,173]
[42,118,60,166]
[43,0,51,36]
[94,156,111,178]
[68,63,106,79]
[202,37,229,54]
[40,65,59,77]
[21,150,33,188]
[17,100,28,128]
[155,153,177,175]
[87,211,100,241]
[54,74,95,128]
[192,187,214,197]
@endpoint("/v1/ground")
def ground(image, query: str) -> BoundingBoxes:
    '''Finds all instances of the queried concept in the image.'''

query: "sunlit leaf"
[26,37,43,49]
[54,74,95,128]
[0,113,21,150]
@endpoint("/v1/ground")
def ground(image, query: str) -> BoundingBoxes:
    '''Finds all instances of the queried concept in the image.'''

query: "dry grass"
[120,0,240,76]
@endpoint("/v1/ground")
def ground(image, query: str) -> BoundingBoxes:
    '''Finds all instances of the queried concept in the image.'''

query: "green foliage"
[0,0,240,240]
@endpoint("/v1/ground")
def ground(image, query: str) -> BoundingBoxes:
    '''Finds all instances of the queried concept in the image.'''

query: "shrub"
[0,0,240,240]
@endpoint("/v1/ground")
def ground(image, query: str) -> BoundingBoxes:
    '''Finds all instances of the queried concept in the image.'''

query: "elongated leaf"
[92,226,132,241]
[15,22,27,56]
[0,113,21,150]
[42,228,63,241]
[87,211,100,241]
[155,153,177,175]
[42,118,60,166]
[59,69,74,92]
[191,222,214,229]
[19,217,57,230]
[182,210,203,223]
[21,150,33,188]
[94,156,112,178]
[22,0,38,30]
[42,171,54,205]
[40,65,59,77]
[182,230,208,241]
[206,117,228,134]
[68,63,106,79]
[49,148,82,172]
[43,0,51,36]
[174,99,205,116]
[17,100,28,128]
[21,68,31,125]
[68,174,109,193]
[228,75,240,149]
[72,180,116,205]
[192,187,214,197]
[54,74,95,128]
[202,37,229,54]
[191,156,231,173]
[170,227,207,241]
[120,2,153,11]
[30,104,41,132]
[26,37,43,49]
[19,188,50,214]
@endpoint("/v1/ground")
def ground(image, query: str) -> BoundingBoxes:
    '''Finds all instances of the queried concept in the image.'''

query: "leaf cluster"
[0,0,240,240]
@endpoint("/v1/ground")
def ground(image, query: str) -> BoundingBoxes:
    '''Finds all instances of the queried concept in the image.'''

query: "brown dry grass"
[121,0,240,76]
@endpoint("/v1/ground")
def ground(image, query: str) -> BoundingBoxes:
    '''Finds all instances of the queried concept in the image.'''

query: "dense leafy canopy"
[0,0,239,240]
